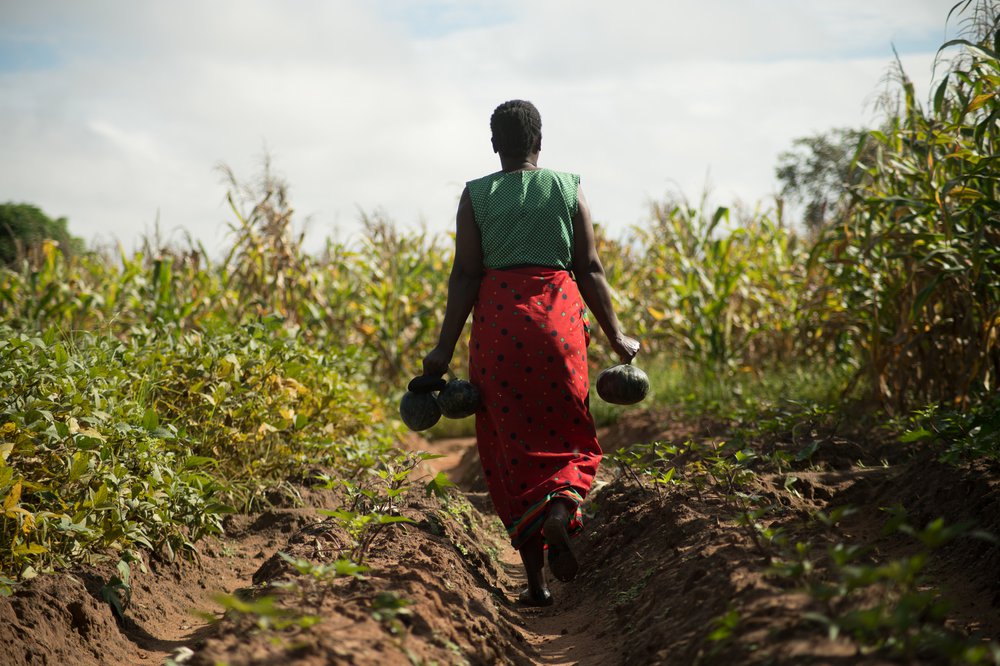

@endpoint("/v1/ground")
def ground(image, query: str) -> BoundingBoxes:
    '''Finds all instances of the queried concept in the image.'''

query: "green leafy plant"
[425,471,457,499]
[707,608,742,646]
[811,23,1000,410]
[769,511,1000,662]
[100,551,144,621]
[212,591,322,632]
[901,395,1000,463]
[272,551,369,610]
[317,452,431,563]
[370,591,413,635]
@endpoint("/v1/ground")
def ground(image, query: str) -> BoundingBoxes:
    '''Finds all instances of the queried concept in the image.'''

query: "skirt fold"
[469,267,601,549]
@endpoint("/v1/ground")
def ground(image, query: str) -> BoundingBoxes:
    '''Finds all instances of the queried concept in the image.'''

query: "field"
[2,11,1000,666]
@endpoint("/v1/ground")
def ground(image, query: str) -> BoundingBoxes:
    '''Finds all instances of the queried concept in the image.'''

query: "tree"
[775,128,874,236]
[0,203,82,266]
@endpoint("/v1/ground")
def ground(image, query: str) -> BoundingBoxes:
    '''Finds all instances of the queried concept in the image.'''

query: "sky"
[0,1,960,254]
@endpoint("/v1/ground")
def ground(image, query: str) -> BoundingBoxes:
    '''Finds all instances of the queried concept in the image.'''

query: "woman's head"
[490,100,542,159]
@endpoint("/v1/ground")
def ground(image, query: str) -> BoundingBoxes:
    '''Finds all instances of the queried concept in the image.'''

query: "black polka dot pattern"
[468,267,601,539]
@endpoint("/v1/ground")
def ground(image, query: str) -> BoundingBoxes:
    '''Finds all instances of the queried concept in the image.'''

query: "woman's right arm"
[422,187,483,376]
[571,185,640,364]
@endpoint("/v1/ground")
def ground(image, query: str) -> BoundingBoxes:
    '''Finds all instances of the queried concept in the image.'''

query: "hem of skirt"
[507,487,584,550]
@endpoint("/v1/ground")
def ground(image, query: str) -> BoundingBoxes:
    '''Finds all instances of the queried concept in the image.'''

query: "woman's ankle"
[524,565,547,592]
[546,497,575,524]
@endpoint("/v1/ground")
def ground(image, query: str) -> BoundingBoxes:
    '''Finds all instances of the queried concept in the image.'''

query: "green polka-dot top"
[466,168,579,270]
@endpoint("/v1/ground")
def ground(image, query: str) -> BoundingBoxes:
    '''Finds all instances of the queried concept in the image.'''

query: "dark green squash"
[436,379,481,419]
[596,364,649,405]
[399,390,442,431]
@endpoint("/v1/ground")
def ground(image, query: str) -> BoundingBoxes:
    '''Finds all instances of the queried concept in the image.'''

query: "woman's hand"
[422,345,453,378]
[611,333,640,365]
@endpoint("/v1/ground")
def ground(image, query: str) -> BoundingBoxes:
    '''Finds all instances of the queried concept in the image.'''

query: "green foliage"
[612,438,778,557]
[100,551,143,620]
[0,203,82,267]
[424,470,457,499]
[0,168,454,396]
[607,440,682,494]
[901,394,1000,463]
[277,551,368,583]
[272,551,369,612]
[812,26,1000,410]
[215,161,455,384]
[0,244,396,574]
[609,439,757,503]
[212,591,322,632]
[770,514,1000,663]
[0,326,231,575]
[775,127,875,235]
[337,214,454,383]
[129,318,390,509]
[370,590,413,634]
[707,608,741,644]
[0,238,220,333]
[318,451,429,563]
[617,196,815,371]
[217,159,316,325]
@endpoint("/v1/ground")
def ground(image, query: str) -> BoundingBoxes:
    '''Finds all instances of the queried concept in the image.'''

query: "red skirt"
[469,267,601,549]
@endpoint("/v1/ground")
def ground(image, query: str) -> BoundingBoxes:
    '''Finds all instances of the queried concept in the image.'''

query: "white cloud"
[0,0,955,253]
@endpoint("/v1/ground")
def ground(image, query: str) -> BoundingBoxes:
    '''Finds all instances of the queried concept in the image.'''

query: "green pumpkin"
[436,379,481,419]
[596,364,649,405]
[399,390,442,431]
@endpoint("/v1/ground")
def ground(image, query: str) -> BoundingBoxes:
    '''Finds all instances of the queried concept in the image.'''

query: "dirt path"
[3,411,998,665]
[417,416,727,665]
[499,555,607,666]
[413,433,616,666]
[411,420,1000,665]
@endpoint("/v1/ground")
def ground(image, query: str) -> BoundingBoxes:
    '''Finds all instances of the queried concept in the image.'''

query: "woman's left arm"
[423,187,483,376]
[572,185,640,364]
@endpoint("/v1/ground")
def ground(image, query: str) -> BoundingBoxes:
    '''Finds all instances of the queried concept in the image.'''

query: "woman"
[423,99,639,606]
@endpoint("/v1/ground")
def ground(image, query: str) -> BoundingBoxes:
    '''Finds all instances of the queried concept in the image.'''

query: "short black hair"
[490,100,542,158]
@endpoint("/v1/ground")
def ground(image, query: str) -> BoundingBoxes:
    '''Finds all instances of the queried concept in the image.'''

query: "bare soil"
[1,408,998,665]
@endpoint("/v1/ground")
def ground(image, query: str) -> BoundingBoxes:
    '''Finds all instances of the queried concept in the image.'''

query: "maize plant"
[621,194,811,371]
[815,24,1000,410]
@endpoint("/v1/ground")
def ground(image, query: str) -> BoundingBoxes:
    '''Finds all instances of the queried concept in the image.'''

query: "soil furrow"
[2,413,998,665]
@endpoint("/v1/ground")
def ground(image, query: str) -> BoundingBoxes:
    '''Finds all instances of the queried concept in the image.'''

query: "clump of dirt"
[0,505,322,666]
[556,410,1000,665]
[596,407,727,455]
[559,482,737,662]
[874,453,1000,636]
[0,572,138,666]
[1,409,997,665]
[188,490,534,666]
